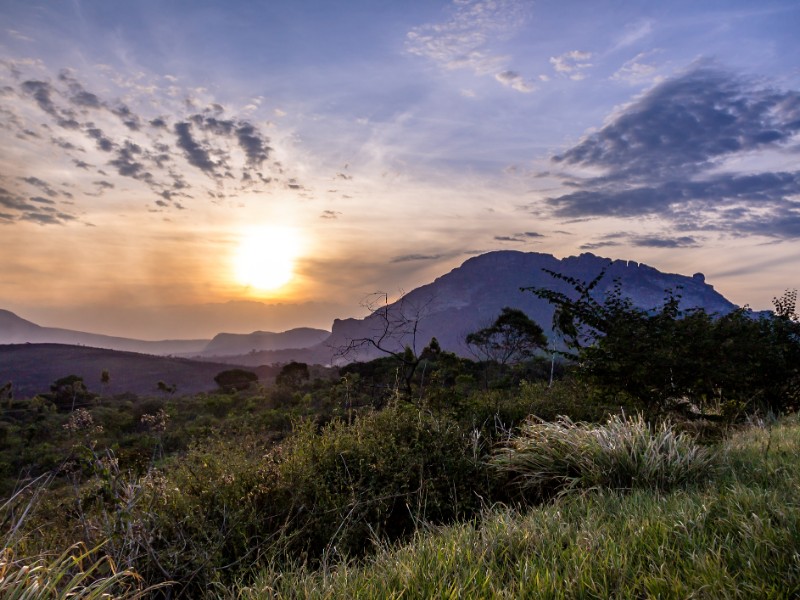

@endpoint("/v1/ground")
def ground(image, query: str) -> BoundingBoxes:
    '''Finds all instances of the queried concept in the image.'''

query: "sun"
[233,226,301,292]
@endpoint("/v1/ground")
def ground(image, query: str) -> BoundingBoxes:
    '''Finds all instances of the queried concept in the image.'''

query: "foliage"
[466,306,547,366]
[526,271,800,415]
[48,375,96,412]
[214,368,259,393]
[241,416,800,600]
[275,362,310,389]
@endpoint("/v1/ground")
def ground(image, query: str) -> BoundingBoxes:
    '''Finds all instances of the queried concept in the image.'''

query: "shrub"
[492,413,716,501]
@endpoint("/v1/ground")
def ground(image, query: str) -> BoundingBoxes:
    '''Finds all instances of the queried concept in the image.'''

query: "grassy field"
[236,415,800,599]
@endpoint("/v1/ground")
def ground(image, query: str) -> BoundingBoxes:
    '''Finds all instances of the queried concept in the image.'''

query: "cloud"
[630,235,699,248]
[235,123,271,167]
[406,0,532,92]
[495,70,534,93]
[2,64,300,221]
[174,121,217,175]
[320,210,341,219]
[21,176,58,197]
[547,66,800,239]
[391,253,442,263]
[611,51,660,84]
[494,231,545,243]
[549,51,593,80]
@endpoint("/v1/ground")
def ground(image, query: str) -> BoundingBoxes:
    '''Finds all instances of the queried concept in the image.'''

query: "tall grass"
[1,475,168,599]
[236,415,800,599]
[0,542,160,600]
[491,413,716,499]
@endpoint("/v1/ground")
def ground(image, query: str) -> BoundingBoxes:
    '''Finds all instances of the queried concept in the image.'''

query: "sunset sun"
[234,226,301,292]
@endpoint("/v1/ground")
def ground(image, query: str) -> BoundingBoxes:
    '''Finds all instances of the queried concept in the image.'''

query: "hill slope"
[0,343,270,398]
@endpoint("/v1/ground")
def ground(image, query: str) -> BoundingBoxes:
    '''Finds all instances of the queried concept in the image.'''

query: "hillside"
[0,343,273,398]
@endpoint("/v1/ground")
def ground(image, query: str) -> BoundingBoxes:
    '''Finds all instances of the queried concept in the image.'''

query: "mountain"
[0,309,209,355]
[247,251,737,365]
[199,328,330,357]
[0,310,329,358]
[0,343,278,398]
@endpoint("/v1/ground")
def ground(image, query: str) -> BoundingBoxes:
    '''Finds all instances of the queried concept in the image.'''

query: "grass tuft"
[490,412,716,499]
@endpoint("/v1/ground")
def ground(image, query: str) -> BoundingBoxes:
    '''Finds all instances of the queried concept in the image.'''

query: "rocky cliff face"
[324,251,737,362]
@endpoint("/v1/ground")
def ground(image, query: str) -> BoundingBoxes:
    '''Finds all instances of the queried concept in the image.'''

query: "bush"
[491,413,716,501]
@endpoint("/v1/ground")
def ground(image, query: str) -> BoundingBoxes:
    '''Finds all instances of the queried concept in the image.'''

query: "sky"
[1,0,799,339]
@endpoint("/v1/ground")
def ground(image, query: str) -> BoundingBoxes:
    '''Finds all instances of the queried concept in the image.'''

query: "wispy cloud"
[406,0,533,92]
[549,50,593,80]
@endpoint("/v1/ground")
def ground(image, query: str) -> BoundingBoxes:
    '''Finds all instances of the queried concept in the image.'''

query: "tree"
[336,292,435,395]
[465,307,547,366]
[525,270,800,416]
[275,362,310,389]
[49,375,93,411]
[214,369,258,393]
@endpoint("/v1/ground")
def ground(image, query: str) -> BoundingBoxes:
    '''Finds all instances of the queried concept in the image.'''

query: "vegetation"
[242,415,800,599]
[0,286,799,597]
[526,273,800,416]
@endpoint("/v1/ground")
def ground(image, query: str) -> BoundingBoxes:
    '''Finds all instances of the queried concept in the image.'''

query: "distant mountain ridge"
[211,250,740,367]
[0,309,329,357]
[321,251,737,362]
[202,328,331,357]
[0,309,209,355]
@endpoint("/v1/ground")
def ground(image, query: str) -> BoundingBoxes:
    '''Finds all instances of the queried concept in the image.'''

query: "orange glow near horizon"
[233,226,302,294]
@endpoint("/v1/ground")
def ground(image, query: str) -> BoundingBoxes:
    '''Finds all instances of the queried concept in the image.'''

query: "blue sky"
[1,0,799,338]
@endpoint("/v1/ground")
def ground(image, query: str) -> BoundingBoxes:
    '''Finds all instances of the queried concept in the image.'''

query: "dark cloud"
[554,66,800,181]
[21,176,58,197]
[73,159,92,169]
[20,80,80,129]
[109,141,149,179]
[20,211,75,225]
[150,117,167,128]
[0,187,35,211]
[174,121,217,174]
[494,235,525,242]
[391,253,442,263]
[548,66,800,239]
[579,241,621,250]
[112,104,140,131]
[20,80,58,116]
[94,180,114,190]
[236,123,270,166]
[30,196,56,205]
[86,127,115,152]
[320,210,341,219]
[630,235,699,248]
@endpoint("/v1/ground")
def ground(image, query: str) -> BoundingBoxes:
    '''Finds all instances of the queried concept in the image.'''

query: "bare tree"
[335,291,436,395]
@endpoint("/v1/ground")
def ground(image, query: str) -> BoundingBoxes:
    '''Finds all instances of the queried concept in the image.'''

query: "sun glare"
[234,226,301,292]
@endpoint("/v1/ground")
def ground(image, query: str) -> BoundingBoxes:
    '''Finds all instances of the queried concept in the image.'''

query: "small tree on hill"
[276,362,310,389]
[214,369,259,393]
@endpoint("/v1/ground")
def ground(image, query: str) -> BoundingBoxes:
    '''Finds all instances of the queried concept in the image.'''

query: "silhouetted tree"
[214,368,259,393]
[336,292,436,395]
[275,362,310,389]
[466,307,547,366]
